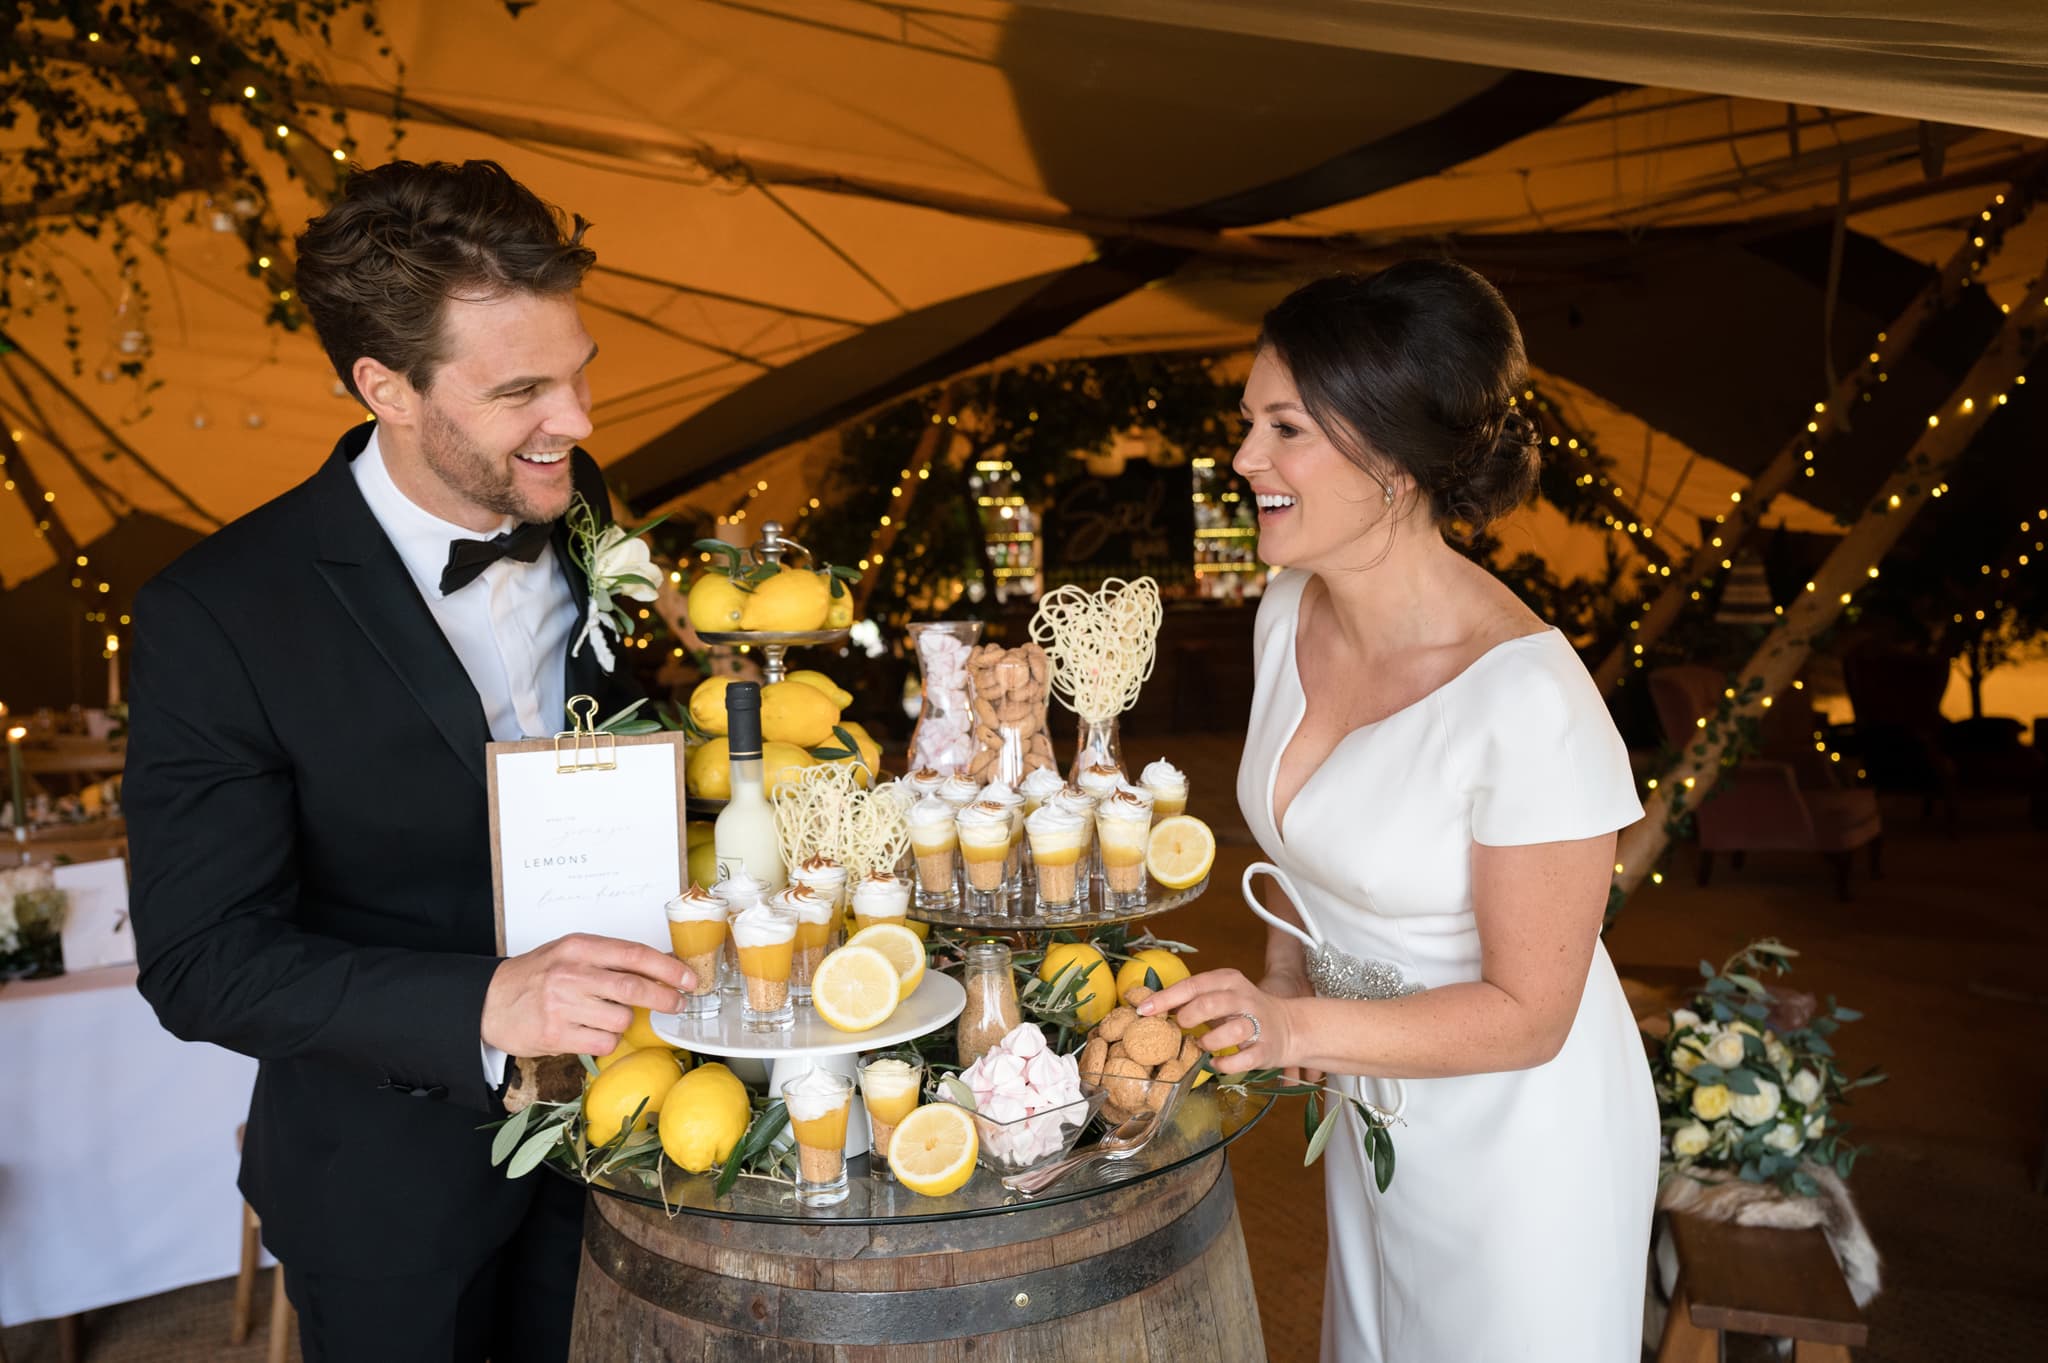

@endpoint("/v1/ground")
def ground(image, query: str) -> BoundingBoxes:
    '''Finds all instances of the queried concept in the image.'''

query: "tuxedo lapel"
[557,451,612,713]
[310,426,492,790]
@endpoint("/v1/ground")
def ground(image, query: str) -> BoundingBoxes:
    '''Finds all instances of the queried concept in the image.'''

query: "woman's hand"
[1256,968,1326,1087]
[1138,967,1306,1079]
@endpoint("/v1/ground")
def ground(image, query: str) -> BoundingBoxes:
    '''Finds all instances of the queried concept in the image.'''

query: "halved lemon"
[808,944,901,1032]
[887,1102,979,1197]
[846,923,926,1002]
[1146,815,1216,890]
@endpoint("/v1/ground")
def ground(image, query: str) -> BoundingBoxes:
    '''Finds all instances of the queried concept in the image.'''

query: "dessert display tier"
[648,971,963,1061]
[694,627,849,685]
[909,876,1210,933]
[567,1081,1271,1225]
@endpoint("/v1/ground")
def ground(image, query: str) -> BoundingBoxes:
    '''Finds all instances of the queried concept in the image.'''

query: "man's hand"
[481,934,693,1058]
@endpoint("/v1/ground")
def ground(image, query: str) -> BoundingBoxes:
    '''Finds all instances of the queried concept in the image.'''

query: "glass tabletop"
[568,1084,1273,1225]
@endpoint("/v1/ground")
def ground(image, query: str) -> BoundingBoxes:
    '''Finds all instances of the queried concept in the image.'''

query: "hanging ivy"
[0,1,414,391]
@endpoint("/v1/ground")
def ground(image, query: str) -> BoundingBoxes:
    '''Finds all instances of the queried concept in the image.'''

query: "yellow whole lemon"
[687,838,721,894]
[658,1062,753,1173]
[761,740,817,795]
[739,566,831,632]
[822,575,855,628]
[593,1039,639,1071]
[686,573,747,634]
[686,820,716,849]
[688,677,734,735]
[1038,942,1116,1027]
[786,669,854,711]
[760,680,841,748]
[686,738,731,800]
[1116,948,1191,1005]
[583,1047,684,1148]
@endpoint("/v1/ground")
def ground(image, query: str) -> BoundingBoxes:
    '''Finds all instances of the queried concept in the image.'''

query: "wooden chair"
[1649,666,1882,900]
[232,1125,295,1363]
[1657,1212,1867,1362]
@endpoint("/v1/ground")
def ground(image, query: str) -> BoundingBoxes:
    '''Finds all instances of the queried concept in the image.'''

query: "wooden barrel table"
[569,1147,1264,1360]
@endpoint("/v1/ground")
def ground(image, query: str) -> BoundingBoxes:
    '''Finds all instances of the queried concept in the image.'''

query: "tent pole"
[1589,165,2045,694]
[1612,244,2048,901]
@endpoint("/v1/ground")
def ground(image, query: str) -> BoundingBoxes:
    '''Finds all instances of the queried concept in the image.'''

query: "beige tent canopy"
[5,0,2047,700]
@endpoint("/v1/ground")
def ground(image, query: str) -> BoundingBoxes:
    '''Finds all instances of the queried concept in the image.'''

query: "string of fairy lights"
[1512,382,1675,572]
[1615,249,2048,879]
[2,426,128,681]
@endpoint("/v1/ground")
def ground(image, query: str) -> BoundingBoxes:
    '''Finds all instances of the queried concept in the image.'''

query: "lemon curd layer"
[789,1106,850,1150]
[668,919,726,958]
[736,940,794,981]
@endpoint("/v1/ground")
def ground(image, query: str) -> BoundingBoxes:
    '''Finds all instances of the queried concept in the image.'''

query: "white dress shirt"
[351,428,579,1088]
[350,428,577,743]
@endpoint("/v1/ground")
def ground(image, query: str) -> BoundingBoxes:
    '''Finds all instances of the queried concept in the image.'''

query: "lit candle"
[106,634,121,708]
[6,724,26,845]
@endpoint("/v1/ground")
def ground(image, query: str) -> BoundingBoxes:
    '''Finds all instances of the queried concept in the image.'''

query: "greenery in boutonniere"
[566,494,668,673]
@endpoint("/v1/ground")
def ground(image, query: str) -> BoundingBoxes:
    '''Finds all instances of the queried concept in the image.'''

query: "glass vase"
[906,620,983,776]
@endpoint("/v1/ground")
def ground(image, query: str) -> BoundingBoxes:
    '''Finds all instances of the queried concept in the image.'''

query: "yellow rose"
[1671,1041,1705,1075]
[1670,1122,1712,1158]
[1691,1084,1732,1121]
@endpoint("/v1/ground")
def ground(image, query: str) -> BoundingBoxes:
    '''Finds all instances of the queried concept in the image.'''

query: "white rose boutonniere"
[565,493,668,673]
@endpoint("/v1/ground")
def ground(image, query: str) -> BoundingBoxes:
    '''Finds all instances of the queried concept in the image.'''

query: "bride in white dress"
[1139,263,1658,1361]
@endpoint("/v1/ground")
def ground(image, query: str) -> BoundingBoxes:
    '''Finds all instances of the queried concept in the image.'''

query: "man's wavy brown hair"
[294,159,595,402]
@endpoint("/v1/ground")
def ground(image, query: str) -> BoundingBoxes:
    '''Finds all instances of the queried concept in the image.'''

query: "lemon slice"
[808,944,901,1032]
[846,923,926,1002]
[1146,815,1215,890]
[887,1102,979,1197]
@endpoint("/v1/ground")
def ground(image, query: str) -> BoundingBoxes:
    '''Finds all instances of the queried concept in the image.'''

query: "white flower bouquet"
[0,864,68,980]
[1653,938,1885,1197]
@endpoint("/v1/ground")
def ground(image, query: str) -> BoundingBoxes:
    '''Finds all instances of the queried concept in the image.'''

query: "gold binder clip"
[554,695,617,773]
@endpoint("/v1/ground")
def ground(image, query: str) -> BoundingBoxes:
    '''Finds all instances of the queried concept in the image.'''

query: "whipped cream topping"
[772,882,836,925]
[977,779,1023,809]
[1026,803,1088,842]
[908,794,958,831]
[936,773,983,807]
[1019,767,1065,803]
[1050,784,1098,818]
[860,1057,919,1102]
[782,1067,850,1122]
[852,872,910,915]
[711,867,765,913]
[1076,762,1125,799]
[792,856,846,897]
[1139,759,1187,793]
[906,767,946,795]
[665,884,727,922]
[957,798,1015,844]
[731,903,797,947]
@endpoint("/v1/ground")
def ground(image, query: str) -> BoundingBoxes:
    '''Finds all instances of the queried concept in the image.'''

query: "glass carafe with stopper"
[955,942,1022,1069]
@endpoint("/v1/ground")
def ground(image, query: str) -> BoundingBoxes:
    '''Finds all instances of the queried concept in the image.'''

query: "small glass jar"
[955,942,1022,1069]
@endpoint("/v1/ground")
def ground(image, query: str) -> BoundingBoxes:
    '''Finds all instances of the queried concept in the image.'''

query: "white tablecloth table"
[0,965,260,1326]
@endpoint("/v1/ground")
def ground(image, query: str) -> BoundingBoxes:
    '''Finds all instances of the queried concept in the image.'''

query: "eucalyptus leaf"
[1721,1067,1760,1096]
[1790,1170,1821,1198]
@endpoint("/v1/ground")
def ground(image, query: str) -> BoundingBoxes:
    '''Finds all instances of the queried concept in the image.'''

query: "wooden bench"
[1658,1212,1868,1362]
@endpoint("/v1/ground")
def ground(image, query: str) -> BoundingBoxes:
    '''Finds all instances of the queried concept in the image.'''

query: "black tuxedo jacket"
[126,423,638,1277]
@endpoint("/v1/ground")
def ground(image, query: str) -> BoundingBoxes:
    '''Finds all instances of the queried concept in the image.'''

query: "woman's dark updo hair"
[1256,261,1541,534]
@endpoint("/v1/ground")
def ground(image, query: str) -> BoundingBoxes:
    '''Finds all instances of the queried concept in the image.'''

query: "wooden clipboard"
[484,699,688,956]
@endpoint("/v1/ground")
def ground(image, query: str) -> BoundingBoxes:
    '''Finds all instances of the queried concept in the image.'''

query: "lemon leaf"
[507,1123,566,1179]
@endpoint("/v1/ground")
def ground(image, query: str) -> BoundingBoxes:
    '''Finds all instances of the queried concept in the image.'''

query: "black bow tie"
[439,520,553,595]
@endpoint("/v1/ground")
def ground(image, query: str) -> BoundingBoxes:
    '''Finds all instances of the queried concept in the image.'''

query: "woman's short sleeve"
[1464,642,1644,847]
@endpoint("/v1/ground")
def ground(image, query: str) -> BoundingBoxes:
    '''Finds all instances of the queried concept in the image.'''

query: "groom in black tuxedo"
[125,160,691,1363]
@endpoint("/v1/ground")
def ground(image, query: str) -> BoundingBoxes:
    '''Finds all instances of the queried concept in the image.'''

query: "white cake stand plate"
[650,972,964,1159]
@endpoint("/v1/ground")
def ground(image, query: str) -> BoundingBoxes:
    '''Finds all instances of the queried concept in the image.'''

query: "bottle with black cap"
[713,680,786,889]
